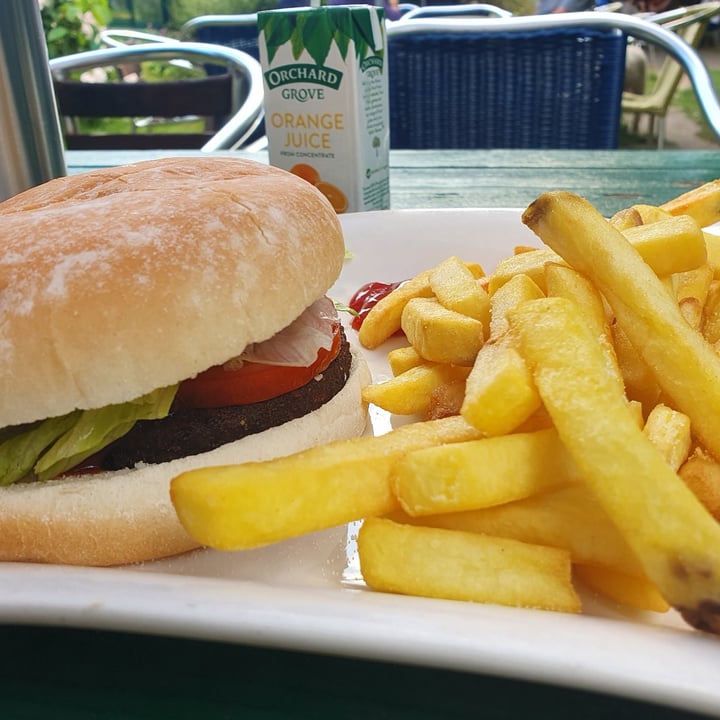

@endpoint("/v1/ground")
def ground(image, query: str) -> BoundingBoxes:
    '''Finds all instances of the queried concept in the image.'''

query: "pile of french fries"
[172,180,720,634]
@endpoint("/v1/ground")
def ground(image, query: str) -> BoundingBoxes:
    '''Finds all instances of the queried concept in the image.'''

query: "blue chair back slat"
[194,24,260,61]
[388,26,627,149]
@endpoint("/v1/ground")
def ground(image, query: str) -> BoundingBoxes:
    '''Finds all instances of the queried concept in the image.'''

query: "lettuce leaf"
[0,412,81,486]
[0,385,177,485]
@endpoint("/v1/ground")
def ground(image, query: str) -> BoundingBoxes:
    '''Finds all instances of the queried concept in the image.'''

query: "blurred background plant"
[40,0,113,58]
[110,0,281,29]
[673,66,720,143]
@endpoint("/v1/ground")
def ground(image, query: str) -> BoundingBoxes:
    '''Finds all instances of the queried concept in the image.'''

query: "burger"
[0,157,371,566]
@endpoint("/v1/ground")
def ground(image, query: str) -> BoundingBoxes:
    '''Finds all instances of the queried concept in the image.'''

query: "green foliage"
[140,60,206,80]
[41,0,112,58]
[165,0,277,28]
[78,116,205,134]
[673,67,720,143]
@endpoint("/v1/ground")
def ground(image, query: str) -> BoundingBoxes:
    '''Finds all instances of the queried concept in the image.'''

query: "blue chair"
[181,13,261,61]
[387,16,627,149]
[386,12,720,149]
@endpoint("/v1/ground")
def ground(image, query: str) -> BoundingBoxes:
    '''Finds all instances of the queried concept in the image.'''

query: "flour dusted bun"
[0,157,371,566]
[0,350,370,566]
[0,157,343,427]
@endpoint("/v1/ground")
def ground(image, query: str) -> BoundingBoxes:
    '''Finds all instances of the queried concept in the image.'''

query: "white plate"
[2,209,720,717]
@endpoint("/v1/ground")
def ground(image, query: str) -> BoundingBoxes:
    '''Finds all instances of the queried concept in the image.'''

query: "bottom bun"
[0,349,371,567]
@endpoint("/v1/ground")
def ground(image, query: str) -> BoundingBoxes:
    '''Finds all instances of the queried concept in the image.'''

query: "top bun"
[0,157,344,428]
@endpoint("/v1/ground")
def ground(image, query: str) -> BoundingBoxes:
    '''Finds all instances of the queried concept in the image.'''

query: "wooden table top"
[65,148,720,217]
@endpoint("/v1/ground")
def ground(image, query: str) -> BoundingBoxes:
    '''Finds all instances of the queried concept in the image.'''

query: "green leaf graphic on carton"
[303,11,335,66]
[334,28,350,62]
[352,12,378,56]
[290,13,305,61]
[262,14,293,64]
[333,10,353,61]
[259,8,384,67]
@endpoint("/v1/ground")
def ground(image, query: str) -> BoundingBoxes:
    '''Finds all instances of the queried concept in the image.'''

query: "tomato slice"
[174,322,342,409]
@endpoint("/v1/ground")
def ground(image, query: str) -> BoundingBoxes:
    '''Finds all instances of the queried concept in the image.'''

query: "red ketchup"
[348,280,403,331]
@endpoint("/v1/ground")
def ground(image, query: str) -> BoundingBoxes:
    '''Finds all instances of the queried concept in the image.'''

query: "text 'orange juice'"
[258,5,390,213]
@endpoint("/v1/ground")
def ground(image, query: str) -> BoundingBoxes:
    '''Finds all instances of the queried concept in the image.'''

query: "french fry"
[401,297,484,366]
[358,517,581,613]
[609,207,643,230]
[611,322,662,413]
[464,269,550,432]
[460,333,542,436]
[544,263,607,334]
[661,178,720,227]
[628,399,645,428]
[488,272,544,340]
[508,294,720,634]
[466,262,485,277]
[514,407,554,433]
[621,216,707,279]
[544,262,623,395]
[392,428,578,516]
[358,269,433,350]
[430,255,491,328]
[488,216,707,295]
[392,485,646,579]
[522,191,720,462]
[358,261,484,350]
[643,404,692,472]
[574,564,670,614]
[703,231,720,280]
[426,379,466,420]
[387,345,423,376]
[362,362,471,416]
[701,279,720,344]
[488,248,559,294]
[672,264,713,330]
[679,448,720,521]
[171,416,482,550]
[629,203,673,225]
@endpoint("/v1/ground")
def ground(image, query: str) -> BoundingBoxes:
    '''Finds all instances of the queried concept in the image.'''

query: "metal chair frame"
[396,3,421,17]
[397,3,513,21]
[97,28,196,129]
[50,42,264,151]
[98,29,177,48]
[97,28,195,70]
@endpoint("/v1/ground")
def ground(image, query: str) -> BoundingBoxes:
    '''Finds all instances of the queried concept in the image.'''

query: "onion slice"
[237,296,338,368]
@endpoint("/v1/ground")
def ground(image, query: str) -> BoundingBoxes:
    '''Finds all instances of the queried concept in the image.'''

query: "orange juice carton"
[258,5,390,213]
